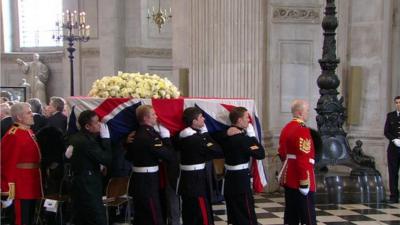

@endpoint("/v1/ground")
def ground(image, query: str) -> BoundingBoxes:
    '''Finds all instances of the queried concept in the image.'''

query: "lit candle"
[71,12,74,26]
[74,10,78,25]
[86,25,90,37]
[82,12,86,24]
[66,10,70,22]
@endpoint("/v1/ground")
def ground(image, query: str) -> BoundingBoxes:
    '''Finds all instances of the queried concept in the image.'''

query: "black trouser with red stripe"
[14,199,37,225]
[133,196,165,225]
[284,187,316,225]
[225,193,257,225]
[181,195,214,225]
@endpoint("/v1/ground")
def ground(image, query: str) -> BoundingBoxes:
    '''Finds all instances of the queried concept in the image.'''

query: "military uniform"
[384,110,400,202]
[178,127,223,225]
[1,123,42,225]
[125,125,175,225]
[68,130,112,225]
[278,118,316,225]
[217,126,265,225]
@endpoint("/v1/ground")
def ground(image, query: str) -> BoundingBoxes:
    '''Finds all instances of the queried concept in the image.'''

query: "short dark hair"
[78,110,97,130]
[27,98,42,114]
[394,96,400,101]
[183,107,202,126]
[229,107,248,124]
[50,96,65,112]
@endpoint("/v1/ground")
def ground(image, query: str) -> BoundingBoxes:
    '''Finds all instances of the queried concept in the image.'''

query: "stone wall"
[0,0,174,98]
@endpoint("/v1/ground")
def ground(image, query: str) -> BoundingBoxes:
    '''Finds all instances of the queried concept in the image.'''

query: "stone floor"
[3,192,400,225]
[211,192,400,225]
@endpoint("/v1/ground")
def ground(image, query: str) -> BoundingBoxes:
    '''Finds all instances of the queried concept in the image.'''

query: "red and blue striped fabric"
[66,97,267,192]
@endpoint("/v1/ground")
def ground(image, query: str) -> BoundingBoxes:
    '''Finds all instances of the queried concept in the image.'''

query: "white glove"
[200,125,208,134]
[246,123,256,137]
[299,187,310,196]
[100,123,110,138]
[1,199,13,208]
[154,123,170,138]
[393,139,400,147]
[179,127,197,138]
[65,145,74,159]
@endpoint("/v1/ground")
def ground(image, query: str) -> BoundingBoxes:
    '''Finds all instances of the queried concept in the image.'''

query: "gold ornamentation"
[299,137,311,153]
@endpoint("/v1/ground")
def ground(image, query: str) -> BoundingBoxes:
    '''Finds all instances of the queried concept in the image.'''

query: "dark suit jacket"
[31,113,48,134]
[384,111,400,150]
[0,117,13,139]
[47,111,67,133]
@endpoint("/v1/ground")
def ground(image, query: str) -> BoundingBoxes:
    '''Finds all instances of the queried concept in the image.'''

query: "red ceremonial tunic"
[1,124,42,199]
[278,119,316,191]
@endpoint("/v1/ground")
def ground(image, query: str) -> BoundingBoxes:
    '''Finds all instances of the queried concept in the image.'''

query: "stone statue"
[350,140,375,169]
[16,53,49,104]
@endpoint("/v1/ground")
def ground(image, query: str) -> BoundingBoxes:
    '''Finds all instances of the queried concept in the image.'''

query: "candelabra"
[53,10,90,96]
[147,0,172,33]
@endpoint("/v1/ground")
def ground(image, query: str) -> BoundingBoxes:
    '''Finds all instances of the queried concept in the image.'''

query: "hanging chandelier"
[147,0,172,33]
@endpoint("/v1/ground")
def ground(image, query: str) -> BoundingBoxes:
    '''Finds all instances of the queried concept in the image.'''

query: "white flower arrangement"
[88,71,181,99]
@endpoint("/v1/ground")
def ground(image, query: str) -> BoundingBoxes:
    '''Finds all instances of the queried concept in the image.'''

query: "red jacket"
[1,124,42,199]
[278,119,316,191]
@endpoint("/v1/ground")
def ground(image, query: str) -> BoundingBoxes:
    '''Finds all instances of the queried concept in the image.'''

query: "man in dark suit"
[384,95,400,203]
[27,98,48,134]
[37,97,67,199]
[45,96,67,133]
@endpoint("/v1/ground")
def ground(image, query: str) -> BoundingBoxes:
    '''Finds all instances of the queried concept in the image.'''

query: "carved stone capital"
[272,5,321,24]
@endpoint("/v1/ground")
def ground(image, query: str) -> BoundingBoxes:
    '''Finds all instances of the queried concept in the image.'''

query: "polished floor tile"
[211,192,400,225]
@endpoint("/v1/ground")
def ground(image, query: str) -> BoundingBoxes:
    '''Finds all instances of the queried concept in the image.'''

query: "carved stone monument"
[314,0,385,204]
[17,53,49,104]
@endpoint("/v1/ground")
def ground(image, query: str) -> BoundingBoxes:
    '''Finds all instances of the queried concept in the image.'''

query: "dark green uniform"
[68,130,111,225]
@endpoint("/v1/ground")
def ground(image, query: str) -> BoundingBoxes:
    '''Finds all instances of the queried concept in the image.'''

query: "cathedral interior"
[1,0,400,224]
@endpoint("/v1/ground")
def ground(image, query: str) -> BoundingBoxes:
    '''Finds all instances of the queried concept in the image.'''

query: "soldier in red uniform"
[278,99,316,225]
[1,102,42,225]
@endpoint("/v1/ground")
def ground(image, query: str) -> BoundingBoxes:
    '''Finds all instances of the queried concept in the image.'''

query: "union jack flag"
[66,97,267,192]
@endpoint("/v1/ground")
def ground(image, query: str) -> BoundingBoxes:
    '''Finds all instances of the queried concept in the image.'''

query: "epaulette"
[8,127,18,135]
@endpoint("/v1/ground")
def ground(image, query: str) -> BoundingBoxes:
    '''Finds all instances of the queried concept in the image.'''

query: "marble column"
[173,0,266,118]
[98,0,125,76]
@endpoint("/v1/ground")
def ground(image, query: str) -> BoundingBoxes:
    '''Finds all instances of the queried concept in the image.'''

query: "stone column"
[98,0,126,76]
[173,0,266,117]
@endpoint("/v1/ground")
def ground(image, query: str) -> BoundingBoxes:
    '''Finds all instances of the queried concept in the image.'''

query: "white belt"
[180,163,206,171]
[224,163,249,171]
[132,166,159,173]
[287,154,315,165]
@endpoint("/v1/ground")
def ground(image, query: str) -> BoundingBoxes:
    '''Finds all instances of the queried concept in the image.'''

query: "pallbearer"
[177,107,223,225]
[125,105,176,225]
[217,106,265,225]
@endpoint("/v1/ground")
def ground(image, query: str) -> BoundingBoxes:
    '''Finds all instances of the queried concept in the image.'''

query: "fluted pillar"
[174,0,265,115]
